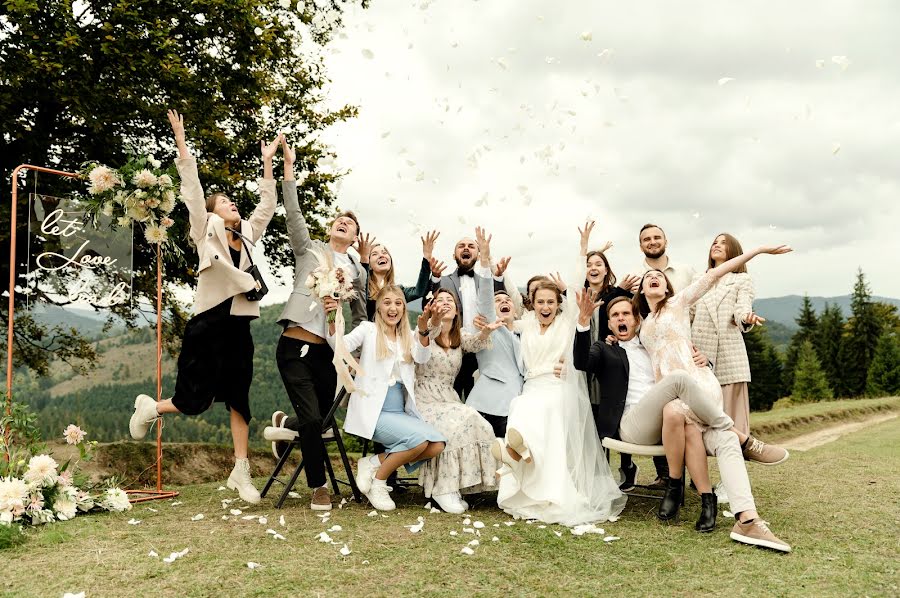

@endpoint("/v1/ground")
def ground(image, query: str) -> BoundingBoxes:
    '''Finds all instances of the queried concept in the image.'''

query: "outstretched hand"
[548,271,567,293]
[421,230,440,261]
[618,274,640,292]
[493,256,511,278]
[429,257,447,278]
[261,134,283,161]
[478,319,504,339]
[354,233,377,264]
[743,312,766,326]
[167,109,185,142]
[758,244,792,256]
[281,136,296,165]
[475,226,492,264]
[578,220,596,255]
[576,289,604,327]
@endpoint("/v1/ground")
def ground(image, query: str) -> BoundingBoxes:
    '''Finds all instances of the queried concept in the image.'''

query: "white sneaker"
[129,394,159,440]
[366,478,395,511]
[263,426,298,442]
[433,492,466,514]
[460,497,470,511]
[356,456,377,495]
[227,458,261,504]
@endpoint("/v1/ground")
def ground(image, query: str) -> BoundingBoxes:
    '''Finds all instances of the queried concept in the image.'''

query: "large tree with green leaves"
[791,340,833,402]
[1,0,363,375]
[838,269,882,397]
[782,294,819,393]
[866,333,900,397]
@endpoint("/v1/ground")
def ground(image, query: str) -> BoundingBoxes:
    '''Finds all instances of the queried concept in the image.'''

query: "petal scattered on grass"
[492,536,499,542]
[367,510,378,517]
[473,521,485,529]
[424,502,432,510]
[340,544,352,556]
[460,546,475,555]
[170,501,183,507]
[288,491,301,499]
[504,521,516,527]
[717,77,736,86]
[127,518,142,525]
[449,531,458,536]
[603,536,621,542]
[462,518,471,525]
[317,532,333,543]
[462,527,475,534]
[190,514,204,521]
[430,507,441,514]
[554,531,563,537]
[216,486,226,491]
[468,539,480,547]
[230,509,242,516]
[162,548,190,564]
[723,511,734,518]
[247,562,261,570]
[328,525,342,532]
[146,507,158,513]
[148,550,158,558]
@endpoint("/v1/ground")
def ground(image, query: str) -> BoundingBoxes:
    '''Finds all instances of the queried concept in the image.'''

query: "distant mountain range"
[754,295,900,330]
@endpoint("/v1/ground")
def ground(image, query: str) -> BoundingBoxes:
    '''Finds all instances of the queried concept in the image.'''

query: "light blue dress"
[372,383,446,472]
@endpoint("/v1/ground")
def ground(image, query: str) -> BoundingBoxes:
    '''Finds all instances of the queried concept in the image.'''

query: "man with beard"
[633,224,696,293]
[632,223,697,485]
[439,229,506,398]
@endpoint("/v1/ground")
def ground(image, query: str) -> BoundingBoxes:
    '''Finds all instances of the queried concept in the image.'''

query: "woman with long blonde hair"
[326,286,447,511]
[365,232,443,321]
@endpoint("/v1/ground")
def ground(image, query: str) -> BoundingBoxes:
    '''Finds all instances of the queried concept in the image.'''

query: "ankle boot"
[657,476,683,521]
[695,492,717,532]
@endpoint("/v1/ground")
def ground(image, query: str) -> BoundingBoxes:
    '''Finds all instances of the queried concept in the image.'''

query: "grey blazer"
[439,270,505,320]
[463,274,525,417]
[277,180,367,330]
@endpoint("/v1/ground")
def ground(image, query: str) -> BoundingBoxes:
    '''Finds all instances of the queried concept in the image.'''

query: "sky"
[259,0,900,305]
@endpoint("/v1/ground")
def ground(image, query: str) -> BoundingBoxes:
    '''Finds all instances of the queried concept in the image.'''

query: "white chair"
[601,438,685,504]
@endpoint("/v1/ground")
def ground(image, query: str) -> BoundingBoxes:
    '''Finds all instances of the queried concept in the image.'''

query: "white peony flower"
[147,155,162,169]
[54,496,78,521]
[144,224,168,245]
[157,174,173,188]
[88,166,122,194]
[160,191,176,213]
[63,424,86,445]
[0,477,29,512]
[75,490,94,512]
[103,488,132,512]
[132,169,158,188]
[23,455,58,486]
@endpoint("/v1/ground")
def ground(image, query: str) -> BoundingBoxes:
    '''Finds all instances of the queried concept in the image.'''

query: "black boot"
[695,492,717,532]
[657,476,683,521]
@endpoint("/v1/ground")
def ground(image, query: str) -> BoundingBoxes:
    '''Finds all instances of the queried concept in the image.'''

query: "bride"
[492,222,627,526]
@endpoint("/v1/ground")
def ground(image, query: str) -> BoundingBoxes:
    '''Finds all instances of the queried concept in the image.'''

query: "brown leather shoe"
[311,486,332,511]
[742,436,789,466]
[730,519,791,552]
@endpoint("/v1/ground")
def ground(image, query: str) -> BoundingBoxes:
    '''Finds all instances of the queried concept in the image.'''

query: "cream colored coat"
[689,272,755,385]
[329,321,431,440]
[176,158,276,318]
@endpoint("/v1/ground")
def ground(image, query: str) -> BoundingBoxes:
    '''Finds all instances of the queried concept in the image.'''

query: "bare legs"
[662,402,686,479]
[374,441,445,480]
[154,399,249,460]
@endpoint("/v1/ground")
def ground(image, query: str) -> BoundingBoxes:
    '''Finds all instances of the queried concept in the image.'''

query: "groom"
[573,294,791,552]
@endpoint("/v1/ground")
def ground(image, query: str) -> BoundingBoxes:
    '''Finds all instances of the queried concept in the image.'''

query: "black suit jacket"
[573,329,630,441]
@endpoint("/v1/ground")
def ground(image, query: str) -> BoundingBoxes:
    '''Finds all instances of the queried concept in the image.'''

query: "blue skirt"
[372,384,446,472]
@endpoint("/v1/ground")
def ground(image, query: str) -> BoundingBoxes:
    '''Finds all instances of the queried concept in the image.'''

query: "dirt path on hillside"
[781,412,898,451]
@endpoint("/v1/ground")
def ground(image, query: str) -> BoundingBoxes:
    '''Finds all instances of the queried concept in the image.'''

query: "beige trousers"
[702,429,756,514]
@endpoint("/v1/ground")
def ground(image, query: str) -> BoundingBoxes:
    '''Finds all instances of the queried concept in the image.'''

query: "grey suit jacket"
[277,180,367,330]
[464,274,525,417]
[439,270,505,319]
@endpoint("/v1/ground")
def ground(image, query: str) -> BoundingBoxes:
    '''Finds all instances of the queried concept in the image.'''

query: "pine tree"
[866,333,900,397]
[815,303,844,396]
[783,294,819,392]
[745,326,784,411]
[792,340,833,402]
[838,269,882,397]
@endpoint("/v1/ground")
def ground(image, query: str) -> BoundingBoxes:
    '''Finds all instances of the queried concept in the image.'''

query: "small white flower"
[63,424,86,445]
[132,169,158,188]
[144,224,168,245]
[117,216,131,227]
[88,165,122,194]
[157,173,173,187]
[23,455,58,486]
[54,497,78,521]
[104,488,132,512]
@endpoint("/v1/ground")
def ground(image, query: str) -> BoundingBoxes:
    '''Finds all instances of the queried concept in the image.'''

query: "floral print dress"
[415,334,500,497]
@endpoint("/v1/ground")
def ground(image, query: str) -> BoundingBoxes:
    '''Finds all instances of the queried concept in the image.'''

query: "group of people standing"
[127,111,794,553]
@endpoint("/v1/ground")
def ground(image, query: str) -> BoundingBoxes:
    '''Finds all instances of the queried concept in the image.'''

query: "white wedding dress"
[497,259,627,526]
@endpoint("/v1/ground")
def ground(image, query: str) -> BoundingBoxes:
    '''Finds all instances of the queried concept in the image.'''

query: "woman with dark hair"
[413,287,503,513]
[364,231,444,321]
[689,233,762,435]
[492,222,626,526]
[128,110,279,504]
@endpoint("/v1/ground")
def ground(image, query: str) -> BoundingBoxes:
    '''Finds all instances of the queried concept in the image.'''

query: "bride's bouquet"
[305,264,358,323]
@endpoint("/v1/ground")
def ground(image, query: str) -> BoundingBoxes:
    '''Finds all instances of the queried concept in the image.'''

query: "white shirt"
[297,250,358,338]
[459,266,492,333]
[635,257,696,294]
[620,337,654,410]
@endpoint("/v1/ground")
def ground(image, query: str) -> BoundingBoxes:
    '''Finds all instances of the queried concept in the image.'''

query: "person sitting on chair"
[573,294,791,552]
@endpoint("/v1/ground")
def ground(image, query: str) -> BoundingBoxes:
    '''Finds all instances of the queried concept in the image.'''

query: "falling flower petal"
[362,49,374,59]
[300,345,309,357]
[340,544,352,556]
[191,514,204,521]
[815,59,826,69]
[832,142,841,155]
[580,31,592,41]
[460,546,475,555]
[831,55,850,70]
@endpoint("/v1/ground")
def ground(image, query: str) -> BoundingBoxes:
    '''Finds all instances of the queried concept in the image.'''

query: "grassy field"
[3,408,899,597]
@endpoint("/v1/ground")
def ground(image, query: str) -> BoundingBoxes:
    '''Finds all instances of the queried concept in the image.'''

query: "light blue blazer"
[463,274,525,417]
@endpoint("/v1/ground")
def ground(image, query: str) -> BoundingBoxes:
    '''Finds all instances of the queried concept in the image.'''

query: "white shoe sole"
[129,394,158,440]
[226,479,261,505]
[310,502,333,511]
[730,531,791,553]
[748,449,790,466]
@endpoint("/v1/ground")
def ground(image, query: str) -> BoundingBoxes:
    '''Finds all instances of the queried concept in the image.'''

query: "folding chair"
[601,438,685,505]
[260,388,362,509]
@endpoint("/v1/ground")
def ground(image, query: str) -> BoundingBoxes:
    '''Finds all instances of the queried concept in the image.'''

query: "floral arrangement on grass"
[0,423,131,531]
[79,154,182,253]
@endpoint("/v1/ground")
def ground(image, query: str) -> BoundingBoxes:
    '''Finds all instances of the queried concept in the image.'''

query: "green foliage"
[866,333,900,397]
[745,326,784,411]
[1,0,362,375]
[0,396,46,477]
[838,269,883,397]
[815,303,844,395]
[791,340,833,402]
[782,294,818,392]
[0,523,27,551]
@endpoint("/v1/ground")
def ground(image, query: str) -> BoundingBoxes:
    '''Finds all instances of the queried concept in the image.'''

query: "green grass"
[752,396,899,440]
[3,415,899,597]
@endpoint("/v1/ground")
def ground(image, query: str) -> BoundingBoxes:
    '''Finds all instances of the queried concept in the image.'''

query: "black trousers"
[171,307,254,424]
[479,412,508,438]
[454,351,478,400]
[276,336,337,489]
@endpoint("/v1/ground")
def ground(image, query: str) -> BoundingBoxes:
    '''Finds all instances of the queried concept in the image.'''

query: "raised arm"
[403,258,433,303]
[682,245,791,307]
[574,289,608,372]
[246,135,280,242]
[168,110,208,246]
[280,138,313,257]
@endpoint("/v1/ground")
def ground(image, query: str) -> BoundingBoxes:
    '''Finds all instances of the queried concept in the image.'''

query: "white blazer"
[327,321,431,440]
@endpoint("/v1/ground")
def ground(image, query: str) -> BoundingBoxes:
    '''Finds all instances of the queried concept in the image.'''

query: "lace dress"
[639,271,723,429]
[414,334,500,497]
